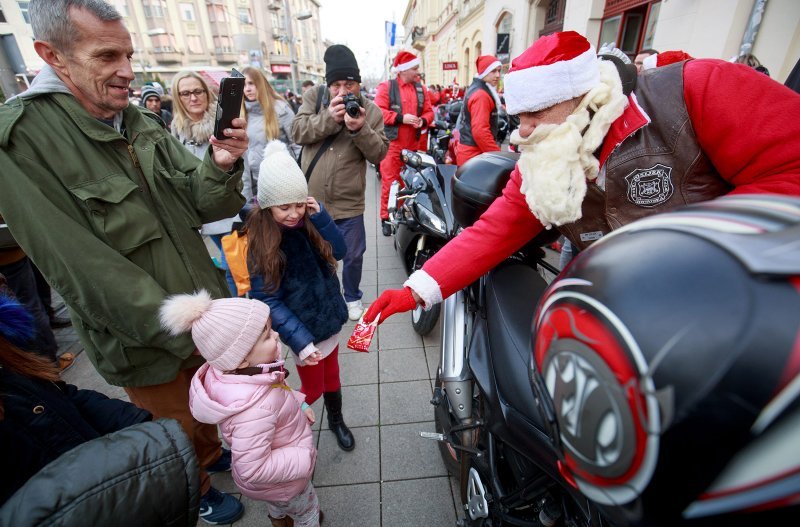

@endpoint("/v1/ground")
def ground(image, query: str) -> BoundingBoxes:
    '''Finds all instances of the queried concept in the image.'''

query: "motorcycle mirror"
[401,149,423,170]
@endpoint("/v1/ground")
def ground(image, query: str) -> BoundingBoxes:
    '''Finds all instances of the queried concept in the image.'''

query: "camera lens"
[346,102,360,118]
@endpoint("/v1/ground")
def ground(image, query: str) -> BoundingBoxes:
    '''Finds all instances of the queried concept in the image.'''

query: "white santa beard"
[514,115,588,229]
[510,60,628,229]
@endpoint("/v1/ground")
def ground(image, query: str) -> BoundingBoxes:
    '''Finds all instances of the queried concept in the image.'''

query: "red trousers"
[296,345,342,404]
[379,144,407,220]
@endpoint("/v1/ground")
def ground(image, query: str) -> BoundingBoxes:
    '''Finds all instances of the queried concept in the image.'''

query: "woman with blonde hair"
[240,67,300,201]
[171,70,238,296]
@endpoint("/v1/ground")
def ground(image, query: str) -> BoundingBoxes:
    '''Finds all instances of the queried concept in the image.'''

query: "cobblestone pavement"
[58,163,561,526]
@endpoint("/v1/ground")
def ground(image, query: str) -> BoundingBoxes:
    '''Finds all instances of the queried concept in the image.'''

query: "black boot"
[323,390,355,451]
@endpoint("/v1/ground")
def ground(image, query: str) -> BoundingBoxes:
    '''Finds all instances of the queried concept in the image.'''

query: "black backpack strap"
[315,84,329,114]
[305,130,339,182]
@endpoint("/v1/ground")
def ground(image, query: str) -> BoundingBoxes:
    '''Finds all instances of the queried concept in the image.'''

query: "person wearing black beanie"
[292,43,388,338]
[324,44,361,86]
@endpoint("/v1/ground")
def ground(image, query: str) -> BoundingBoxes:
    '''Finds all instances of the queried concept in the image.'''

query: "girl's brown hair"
[245,207,337,292]
[241,67,286,142]
[0,336,60,419]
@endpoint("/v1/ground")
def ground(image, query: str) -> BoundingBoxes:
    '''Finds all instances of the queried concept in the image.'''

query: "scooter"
[387,148,458,335]
[426,151,800,526]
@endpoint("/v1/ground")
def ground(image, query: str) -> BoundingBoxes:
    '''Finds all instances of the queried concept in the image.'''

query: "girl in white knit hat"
[239,140,355,452]
[159,291,321,527]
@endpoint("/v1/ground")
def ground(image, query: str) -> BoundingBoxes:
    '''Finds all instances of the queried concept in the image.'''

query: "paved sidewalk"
[58,165,461,526]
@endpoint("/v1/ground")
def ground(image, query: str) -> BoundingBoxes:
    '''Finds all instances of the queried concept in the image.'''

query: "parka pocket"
[159,169,203,231]
[68,174,162,255]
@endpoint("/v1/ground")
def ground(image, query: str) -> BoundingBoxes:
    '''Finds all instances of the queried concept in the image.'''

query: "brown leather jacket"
[559,63,732,250]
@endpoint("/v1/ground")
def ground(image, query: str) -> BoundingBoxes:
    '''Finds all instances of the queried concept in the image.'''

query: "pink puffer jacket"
[189,362,316,502]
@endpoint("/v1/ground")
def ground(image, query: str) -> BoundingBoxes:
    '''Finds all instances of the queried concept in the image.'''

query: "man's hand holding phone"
[210,119,248,172]
[210,69,248,172]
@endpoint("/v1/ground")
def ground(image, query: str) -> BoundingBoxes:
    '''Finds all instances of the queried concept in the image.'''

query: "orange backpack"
[221,230,251,296]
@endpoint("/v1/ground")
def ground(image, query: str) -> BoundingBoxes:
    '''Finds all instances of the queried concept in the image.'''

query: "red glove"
[364,287,417,324]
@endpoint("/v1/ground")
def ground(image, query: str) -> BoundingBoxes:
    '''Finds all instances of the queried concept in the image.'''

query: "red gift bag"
[347,315,379,352]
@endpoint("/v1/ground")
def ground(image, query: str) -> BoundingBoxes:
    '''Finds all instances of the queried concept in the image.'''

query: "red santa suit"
[375,51,434,221]
[404,54,800,306]
[455,55,503,165]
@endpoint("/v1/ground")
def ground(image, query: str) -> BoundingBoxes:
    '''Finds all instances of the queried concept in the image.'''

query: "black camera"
[342,93,361,118]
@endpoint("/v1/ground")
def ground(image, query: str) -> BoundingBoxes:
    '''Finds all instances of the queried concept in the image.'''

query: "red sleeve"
[683,59,800,196]
[469,91,501,153]
[422,166,544,299]
[374,80,397,126]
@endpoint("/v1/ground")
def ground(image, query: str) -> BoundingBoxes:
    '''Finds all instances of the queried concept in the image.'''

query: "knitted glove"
[363,287,417,324]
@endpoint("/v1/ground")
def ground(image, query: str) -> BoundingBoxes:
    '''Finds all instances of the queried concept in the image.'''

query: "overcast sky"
[318,0,409,82]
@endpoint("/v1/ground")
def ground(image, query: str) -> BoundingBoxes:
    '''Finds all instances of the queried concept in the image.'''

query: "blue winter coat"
[249,204,348,354]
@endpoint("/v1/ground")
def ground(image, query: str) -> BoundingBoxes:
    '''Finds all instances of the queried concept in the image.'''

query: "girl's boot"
[323,390,355,451]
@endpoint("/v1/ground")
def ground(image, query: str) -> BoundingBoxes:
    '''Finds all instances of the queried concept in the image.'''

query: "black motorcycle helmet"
[530,195,800,526]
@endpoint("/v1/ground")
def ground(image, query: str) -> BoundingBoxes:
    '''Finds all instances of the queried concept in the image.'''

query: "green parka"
[0,93,245,387]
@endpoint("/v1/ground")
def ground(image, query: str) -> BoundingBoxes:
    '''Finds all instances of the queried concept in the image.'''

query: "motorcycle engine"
[531,195,800,526]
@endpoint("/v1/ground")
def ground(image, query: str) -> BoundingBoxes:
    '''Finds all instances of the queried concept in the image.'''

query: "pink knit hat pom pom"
[159,289,214,336]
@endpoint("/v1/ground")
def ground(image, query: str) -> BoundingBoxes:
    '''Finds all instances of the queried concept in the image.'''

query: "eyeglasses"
[178,89,207,99]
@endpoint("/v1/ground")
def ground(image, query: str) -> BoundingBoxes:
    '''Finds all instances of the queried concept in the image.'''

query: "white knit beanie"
[257,140,308,209]
[159,290,271,371]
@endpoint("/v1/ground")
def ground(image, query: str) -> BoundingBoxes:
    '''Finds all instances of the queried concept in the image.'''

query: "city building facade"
[0,0,328,100]
[402,0,799,90]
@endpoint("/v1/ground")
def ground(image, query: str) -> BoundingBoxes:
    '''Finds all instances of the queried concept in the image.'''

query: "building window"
[598,15,621,47]
[150,33,176,53]
[271,12,284,31]
[238,8,252,25]
[18,2,31,24]
[187,35,203,54]
[642,1,661,50]
[545,0,560,24]
[180,3,195,21]
[207,5,226,23]
[112,0,128,18]
[214,36,234,54]
[143,0,165,19]
[540,0,564,37]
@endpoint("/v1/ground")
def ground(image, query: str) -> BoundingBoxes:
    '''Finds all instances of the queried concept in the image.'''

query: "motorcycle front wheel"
[411,302,440,335]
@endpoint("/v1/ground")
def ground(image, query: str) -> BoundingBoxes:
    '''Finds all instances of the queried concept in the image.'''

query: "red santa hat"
[504,31,599,115]
[642,50,694,71]
[475,55,502,79]
[392,50,421,73]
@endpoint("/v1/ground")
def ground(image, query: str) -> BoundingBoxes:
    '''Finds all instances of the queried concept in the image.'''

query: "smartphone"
[213,68,245,140]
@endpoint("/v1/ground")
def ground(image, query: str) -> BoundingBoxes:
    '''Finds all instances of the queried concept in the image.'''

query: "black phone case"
[213,76,245,140]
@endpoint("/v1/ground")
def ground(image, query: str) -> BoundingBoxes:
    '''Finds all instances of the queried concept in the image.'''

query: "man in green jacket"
[0,1,248,523]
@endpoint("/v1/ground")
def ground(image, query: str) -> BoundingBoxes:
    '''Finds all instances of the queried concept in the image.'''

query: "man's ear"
[34,40,69,76]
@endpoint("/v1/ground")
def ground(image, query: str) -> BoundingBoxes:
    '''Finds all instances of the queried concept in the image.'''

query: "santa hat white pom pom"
[159,289,213,335]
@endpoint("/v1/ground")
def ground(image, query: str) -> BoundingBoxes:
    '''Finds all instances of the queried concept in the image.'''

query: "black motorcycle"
[426,153,800,526]
[387,148,458,335]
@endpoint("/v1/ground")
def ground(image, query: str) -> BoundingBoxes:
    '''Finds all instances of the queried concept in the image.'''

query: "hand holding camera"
[342,93,365,132]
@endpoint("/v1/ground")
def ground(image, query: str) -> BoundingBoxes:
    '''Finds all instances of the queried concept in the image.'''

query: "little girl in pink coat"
[160,290,320,527]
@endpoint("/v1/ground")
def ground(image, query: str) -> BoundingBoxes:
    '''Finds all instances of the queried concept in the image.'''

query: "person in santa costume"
[364,30,800,323]
[455,54,504,165]
[641,50,694,71]
[375,51,434,236]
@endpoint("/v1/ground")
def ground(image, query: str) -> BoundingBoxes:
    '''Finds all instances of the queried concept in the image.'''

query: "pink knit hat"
[159,290,270,371]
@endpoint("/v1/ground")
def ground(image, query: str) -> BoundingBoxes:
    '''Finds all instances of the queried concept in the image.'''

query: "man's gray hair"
[30,0,122,53]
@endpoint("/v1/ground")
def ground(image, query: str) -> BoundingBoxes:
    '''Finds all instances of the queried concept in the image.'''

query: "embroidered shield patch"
[625,164,674,207]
